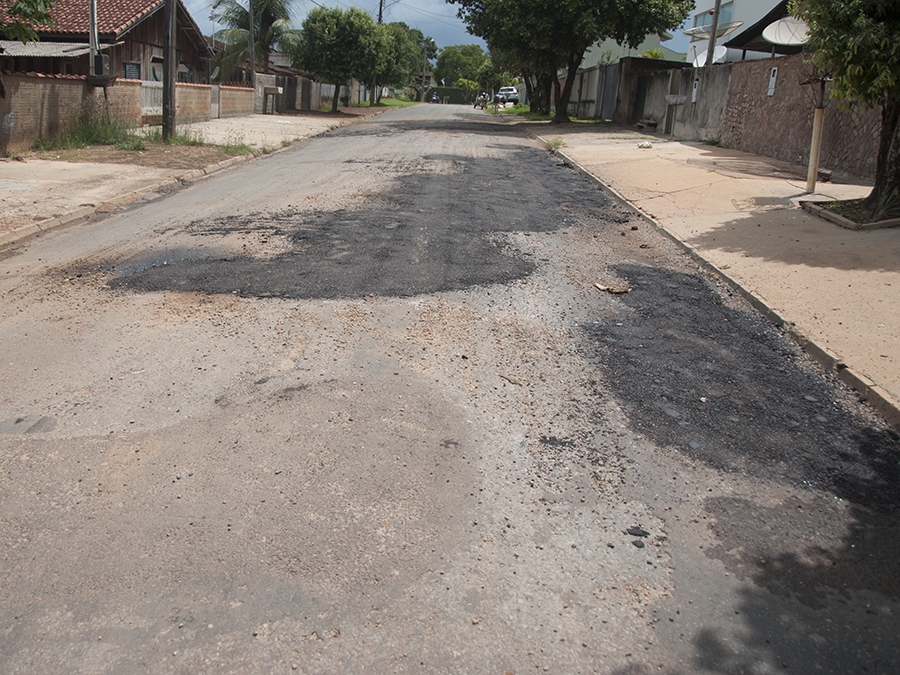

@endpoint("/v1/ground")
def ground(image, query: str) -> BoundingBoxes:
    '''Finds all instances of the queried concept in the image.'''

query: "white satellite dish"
[692,45,727,67]
[762,17,809,46]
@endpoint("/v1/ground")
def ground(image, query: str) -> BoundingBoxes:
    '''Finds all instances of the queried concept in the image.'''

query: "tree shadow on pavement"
[684,207,900,273]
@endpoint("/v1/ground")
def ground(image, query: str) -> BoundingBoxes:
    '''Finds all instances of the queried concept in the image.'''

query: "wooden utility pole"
[369,0,384,106]
[162,0,177,141]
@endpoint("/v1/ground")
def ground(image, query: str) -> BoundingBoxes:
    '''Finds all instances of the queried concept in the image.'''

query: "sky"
[182,0,485,51]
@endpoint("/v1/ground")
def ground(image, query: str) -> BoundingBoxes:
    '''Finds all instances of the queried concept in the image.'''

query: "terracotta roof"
[0,0,206,39]
[47,0,162,36]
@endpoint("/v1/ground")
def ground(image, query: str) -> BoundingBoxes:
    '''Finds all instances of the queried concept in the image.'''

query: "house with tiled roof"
[0,0,212,83]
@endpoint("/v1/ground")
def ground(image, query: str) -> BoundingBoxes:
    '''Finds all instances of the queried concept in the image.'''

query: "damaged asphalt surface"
[1,104,898,673]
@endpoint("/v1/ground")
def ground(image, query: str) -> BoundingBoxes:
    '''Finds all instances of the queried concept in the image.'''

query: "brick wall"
[0,74,87,155]
[219,85,254,118]
[104,78,143,126]
[175,82,212,123]
[721,54,880,179]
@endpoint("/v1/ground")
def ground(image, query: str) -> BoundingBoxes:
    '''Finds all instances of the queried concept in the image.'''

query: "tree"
[792,0,900,216]
[0,0,56,98]
[211,0,299,81]
[371,22,428,102]
[433,44,488,87]
[293,7,378,112]
[452,0,691,122]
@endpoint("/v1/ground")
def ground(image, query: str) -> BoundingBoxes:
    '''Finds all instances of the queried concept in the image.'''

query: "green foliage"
[791,0,899,107]
[641,47,664,59]
[433,44,488,87]
[293,6,379,111]
[211,0,299,80]
[451,0,692,121]
[792,0,900,206]
[1,0,56,43]
[456,77,479,94]
[373,22,430,91]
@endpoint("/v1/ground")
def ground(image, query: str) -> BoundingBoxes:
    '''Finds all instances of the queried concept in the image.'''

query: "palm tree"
[211,0,300,81]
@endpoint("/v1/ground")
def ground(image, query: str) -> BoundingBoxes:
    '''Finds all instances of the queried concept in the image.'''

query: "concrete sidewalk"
[540,126,898,424]
[0,109,896,424]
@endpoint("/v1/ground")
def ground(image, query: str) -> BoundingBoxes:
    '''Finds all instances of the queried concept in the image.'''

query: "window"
[123,61,141,79]
[692,1,733,32]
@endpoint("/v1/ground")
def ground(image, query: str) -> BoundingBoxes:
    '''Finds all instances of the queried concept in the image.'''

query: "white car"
[497,86,519,104]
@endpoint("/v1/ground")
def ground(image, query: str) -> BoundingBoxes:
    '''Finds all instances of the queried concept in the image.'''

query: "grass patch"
[221,142,254,156]
[546,137,565,152]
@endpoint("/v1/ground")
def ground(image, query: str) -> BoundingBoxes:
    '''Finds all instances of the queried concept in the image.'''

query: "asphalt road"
[1,104,898,674]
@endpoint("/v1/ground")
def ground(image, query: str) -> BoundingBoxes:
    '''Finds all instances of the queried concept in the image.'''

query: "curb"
[0,110,379,250]
[531,132,900,427]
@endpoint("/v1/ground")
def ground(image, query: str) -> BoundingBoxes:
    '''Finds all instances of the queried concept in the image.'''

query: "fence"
[1,72,322,156]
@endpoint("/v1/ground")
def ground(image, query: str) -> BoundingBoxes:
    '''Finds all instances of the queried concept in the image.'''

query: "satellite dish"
[692,45,727,67]
[762,17,809,46]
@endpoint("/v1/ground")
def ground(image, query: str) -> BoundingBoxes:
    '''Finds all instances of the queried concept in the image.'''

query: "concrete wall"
[672,63,733,142]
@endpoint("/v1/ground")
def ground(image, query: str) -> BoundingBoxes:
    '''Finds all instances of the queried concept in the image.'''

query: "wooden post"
[162,0,176,141]
[806,79,826,193]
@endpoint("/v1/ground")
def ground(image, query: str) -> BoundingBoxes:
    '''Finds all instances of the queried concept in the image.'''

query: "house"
[582,31,685,68]
[684,0,794,64]
[0,0,213,83]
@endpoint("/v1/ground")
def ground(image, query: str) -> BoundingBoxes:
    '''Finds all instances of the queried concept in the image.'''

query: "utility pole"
[162,0,176,141]
[88,0,98,76]
[370,0,384,107]
[704,0,722,68]
[247,0,257,106]
[421,39,428,103]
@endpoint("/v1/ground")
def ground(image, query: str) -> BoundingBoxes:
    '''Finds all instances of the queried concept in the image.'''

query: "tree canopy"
[0,0,54,42]
[451,0,691,121]
[211,0,299,81]
[433,44,488,87]
[792,0,900,211]
[293,6,378,112]
[371,22,431,100]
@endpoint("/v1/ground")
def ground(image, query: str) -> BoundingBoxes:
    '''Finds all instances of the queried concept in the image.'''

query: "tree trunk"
[867,95,900,216]
[332,82,340,113]
[552,52,583,124]
[523,71,537,113]
[539,73,553,116]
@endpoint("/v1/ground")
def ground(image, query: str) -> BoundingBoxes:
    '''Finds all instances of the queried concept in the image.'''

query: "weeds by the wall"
[34,98,140,151]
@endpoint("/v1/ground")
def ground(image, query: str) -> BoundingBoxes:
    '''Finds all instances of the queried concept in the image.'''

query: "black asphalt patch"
[583,263,900,510]
[108,149,612,299]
